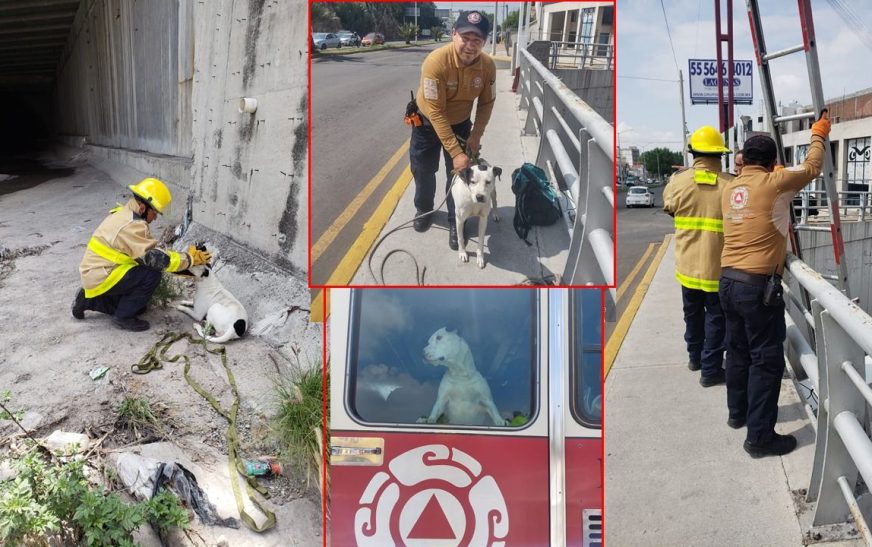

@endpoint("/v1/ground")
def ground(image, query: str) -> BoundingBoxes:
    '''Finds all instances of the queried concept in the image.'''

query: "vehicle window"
[629,187,645,194]
[348,289,538,428]
[570,290,602,427]
[313,33,326,39]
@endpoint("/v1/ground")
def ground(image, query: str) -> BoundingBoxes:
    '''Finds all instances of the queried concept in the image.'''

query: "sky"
[435,1,521,29]
[618,0,872,153]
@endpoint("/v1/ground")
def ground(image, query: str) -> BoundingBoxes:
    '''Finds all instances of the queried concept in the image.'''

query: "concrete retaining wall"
[800,221,872,313]
[552,68,613,120]
[53,0,309,274]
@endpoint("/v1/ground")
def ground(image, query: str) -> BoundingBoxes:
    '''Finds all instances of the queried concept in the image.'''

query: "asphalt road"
[608,184,674,337]
[311,43,441,285]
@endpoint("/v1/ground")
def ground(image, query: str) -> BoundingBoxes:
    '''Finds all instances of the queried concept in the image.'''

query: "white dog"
[450,161,502,268]
[422,327,505,426]
[176,260,247,344]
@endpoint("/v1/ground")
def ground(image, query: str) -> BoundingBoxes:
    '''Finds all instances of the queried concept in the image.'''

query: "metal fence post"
[807,300,827,502]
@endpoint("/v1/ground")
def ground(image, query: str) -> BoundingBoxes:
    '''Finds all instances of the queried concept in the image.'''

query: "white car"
[625,186,655,208]
[313,32,341,50]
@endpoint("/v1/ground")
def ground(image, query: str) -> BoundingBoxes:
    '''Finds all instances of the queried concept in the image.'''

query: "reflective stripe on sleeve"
[676,271,720,292]
[694,170,718,185]
[674,216,724,233]
[166,251,183,272]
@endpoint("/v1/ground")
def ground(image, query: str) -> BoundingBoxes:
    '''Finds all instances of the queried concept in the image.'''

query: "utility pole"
[679,69,688,167]
[414,2,418,45]
[491,2,498,55]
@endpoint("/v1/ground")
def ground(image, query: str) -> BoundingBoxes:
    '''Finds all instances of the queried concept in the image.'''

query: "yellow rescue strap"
[132,333,277,533]
[84,238,137,298]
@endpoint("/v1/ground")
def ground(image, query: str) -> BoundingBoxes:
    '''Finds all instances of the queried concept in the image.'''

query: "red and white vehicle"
[328,288,603,546]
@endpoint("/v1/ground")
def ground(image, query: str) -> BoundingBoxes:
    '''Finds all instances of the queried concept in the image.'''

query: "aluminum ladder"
[746,0,849,297]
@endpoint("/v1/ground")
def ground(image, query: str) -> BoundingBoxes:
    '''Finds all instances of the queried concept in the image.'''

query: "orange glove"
[811,109,831,139]
[187,245,212,266]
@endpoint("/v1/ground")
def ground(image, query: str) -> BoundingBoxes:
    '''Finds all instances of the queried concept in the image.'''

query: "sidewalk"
[351,66,572,285]
[604,237,861,546]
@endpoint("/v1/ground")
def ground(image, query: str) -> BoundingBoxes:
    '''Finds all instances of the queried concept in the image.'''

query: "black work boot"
[112,316,150,332]
[727,417,746,429]
[71,288,87,320]
[688,359,701,371]
[699,369,726,387]
[448,222,458,251]
[413,210,433,232]
[744,434,797,458]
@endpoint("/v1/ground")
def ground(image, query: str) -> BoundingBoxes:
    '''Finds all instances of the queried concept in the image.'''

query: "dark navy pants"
[85,266,161,319]
[681,286,725,378]
[719,277,786,444]
[410,116,472,224]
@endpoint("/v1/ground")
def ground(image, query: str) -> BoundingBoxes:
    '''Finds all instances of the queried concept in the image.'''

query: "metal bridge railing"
[783,254,872,543]
[517,47,615,309]
[546,41,615,70]
[794,189,872,224]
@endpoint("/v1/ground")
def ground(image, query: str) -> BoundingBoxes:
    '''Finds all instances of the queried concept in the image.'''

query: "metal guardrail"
[783,254,872,543]
[794,189,872,224]
[547,41,614,70]
[516,47,615,311]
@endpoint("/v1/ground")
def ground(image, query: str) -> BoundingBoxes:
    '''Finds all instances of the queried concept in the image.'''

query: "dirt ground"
[0,149,323,546]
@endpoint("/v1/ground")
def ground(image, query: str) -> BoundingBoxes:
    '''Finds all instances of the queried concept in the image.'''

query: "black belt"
[721,267,769,287]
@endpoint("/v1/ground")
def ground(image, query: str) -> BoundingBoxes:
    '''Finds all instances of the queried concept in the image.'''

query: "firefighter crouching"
[663,125,733,387]
[71,177,212,332]
[719,111,831,458]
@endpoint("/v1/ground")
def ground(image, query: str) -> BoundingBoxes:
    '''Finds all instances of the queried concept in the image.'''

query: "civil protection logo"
[730,186,749,209]
[468,12,482,24]
[354,444,510,546]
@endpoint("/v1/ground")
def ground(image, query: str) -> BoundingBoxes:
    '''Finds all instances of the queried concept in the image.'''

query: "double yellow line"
[310,142,413,322]
[604,234,672,379]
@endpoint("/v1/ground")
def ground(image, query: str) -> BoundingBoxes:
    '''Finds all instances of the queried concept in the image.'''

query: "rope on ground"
[132,332,277,533]
[367,137,480,285]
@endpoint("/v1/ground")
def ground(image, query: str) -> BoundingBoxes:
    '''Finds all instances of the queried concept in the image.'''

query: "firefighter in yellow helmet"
[71,178,212,331]
[662,125,734,386]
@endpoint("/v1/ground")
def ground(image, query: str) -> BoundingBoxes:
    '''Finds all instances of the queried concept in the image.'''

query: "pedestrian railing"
[794,189,872,224]
[547,41,614,70]
[517,47,615,310]
[783,254,872,543]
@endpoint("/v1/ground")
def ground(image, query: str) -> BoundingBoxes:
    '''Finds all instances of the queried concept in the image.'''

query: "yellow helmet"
[128,177,171,214]
[688,125,729,154]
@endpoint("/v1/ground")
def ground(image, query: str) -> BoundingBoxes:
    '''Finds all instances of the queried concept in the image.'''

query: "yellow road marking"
[604,234,672,378]
[311,141,410,264]
[617,241,657,302]
[310,164,414,323]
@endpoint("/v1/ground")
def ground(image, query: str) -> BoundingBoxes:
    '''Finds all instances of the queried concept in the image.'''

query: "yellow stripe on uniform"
[673,216,723,233]
[166,251,183,272]
[694,170,718,184]
[84,237,138,298]
[675,271,719,292]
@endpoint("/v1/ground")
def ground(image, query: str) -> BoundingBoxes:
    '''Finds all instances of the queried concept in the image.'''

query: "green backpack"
[511,163,562,245]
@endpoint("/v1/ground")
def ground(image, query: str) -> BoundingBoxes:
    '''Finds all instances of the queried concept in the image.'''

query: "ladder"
[746,0,849,297]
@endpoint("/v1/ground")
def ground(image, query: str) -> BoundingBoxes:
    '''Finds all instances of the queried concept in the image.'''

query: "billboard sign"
[688,59,754,105]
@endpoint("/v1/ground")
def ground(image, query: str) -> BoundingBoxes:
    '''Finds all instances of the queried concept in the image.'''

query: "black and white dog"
[176,249,247,343]
[422,327,505,426]
[450,161,502,268]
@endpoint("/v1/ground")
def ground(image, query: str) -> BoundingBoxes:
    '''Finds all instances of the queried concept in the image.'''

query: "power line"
[659,0,681,73]
[619,75,679,83]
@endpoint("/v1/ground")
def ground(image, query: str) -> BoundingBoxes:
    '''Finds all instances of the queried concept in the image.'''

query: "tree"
[503,10,519,31]
[311,3,339,32]
[640,148,683,179]
[399,22,419,44]
[430,26,445,42]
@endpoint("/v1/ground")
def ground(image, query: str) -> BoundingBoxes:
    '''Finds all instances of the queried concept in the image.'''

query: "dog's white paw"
[459,250,469,263]
[476,253,485,268]
[178,300,194,307]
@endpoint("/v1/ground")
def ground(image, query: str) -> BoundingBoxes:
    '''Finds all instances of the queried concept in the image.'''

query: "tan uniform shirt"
[79,199,191,290]
[416,43,497,158]
[663,157,733,292]
[721,136,825,275]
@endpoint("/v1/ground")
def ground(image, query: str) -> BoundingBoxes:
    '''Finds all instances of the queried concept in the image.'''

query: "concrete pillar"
[561,8,569,43]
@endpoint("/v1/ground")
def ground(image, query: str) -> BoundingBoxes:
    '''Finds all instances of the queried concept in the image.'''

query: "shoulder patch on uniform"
[424,78,438,100]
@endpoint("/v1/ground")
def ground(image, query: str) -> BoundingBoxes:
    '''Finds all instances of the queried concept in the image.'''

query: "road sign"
[688,59,754,105]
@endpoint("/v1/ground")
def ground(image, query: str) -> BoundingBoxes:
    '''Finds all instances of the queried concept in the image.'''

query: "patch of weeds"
[151,273,183,308]
[0,444,189,545]
[271,363,326,490]
[115,396,170,443]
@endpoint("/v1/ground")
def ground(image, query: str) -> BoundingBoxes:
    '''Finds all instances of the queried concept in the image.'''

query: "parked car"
[361,32,385,46]
[337,31,360,47]
[625,186,655,208]
[313,32,341,50]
